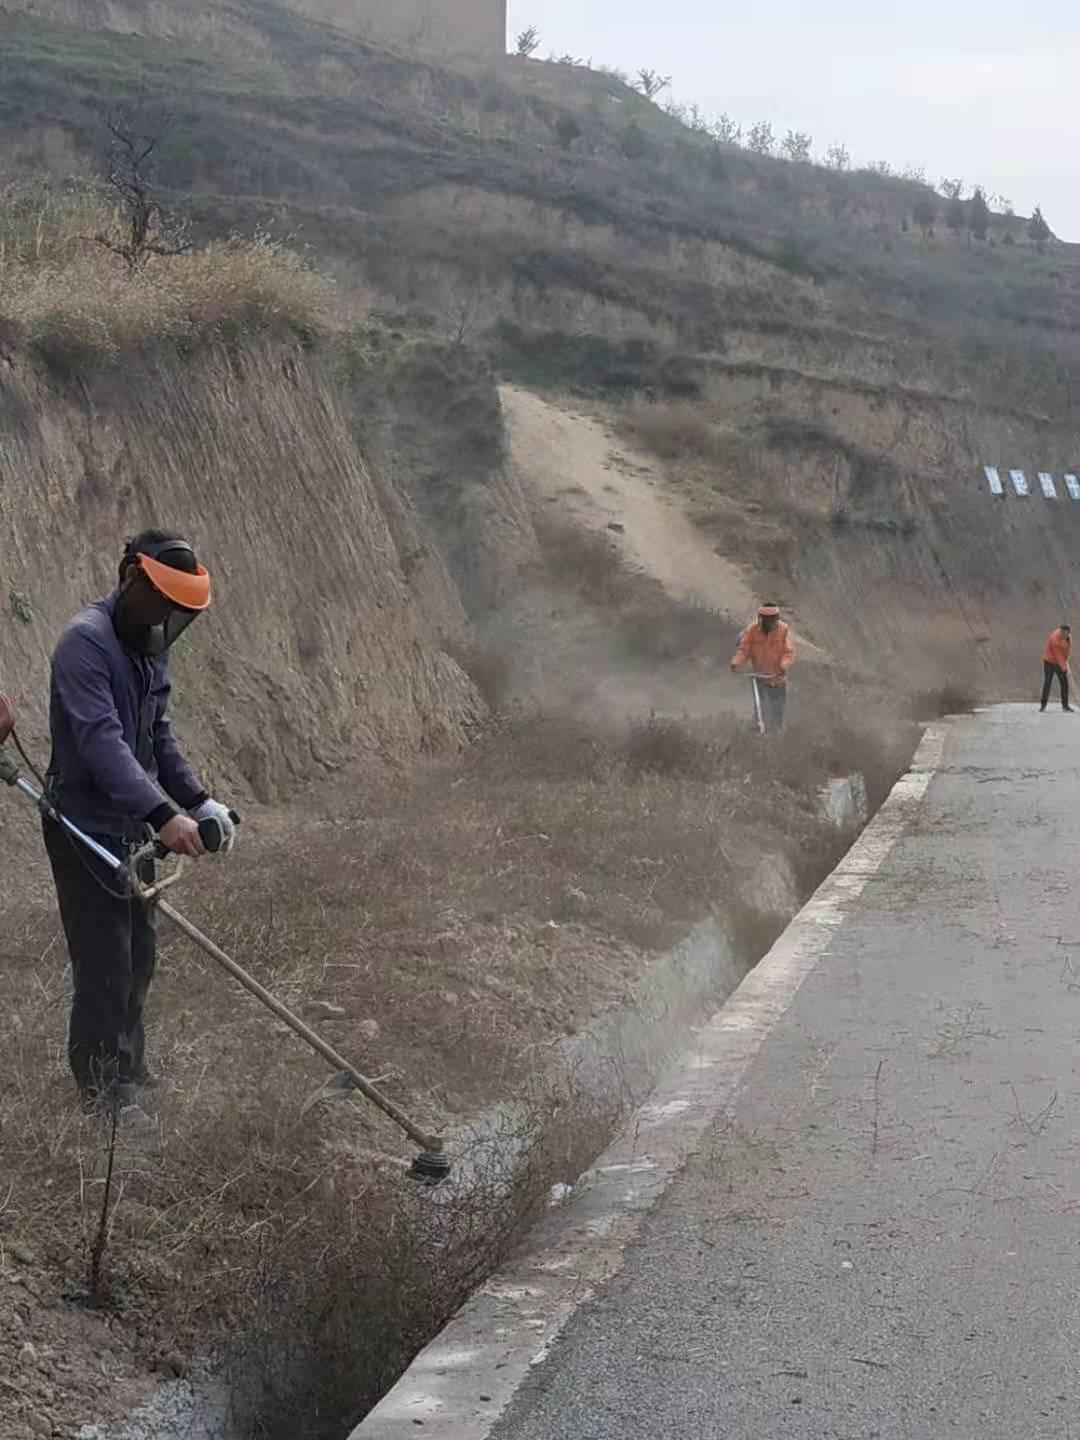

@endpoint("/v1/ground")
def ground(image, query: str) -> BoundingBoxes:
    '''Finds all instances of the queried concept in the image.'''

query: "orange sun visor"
[137,553,212,612]
[758,604,780,618]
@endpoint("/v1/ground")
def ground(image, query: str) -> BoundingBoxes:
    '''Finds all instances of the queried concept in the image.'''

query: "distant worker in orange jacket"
[731,603,796,734]
[1041,624,1073,713]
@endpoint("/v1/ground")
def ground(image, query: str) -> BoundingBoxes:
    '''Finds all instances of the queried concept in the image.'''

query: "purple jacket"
[47,592,206,839]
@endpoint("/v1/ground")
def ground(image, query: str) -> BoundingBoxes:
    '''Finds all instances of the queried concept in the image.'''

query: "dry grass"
[0,173,104,263]
[0,172,339,370]
[1,236,336,371]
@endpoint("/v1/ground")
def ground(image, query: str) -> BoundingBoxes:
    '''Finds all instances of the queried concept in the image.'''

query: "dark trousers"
[1041,662,1069,711]
[43,820,156,1100]
[754,680,788,734]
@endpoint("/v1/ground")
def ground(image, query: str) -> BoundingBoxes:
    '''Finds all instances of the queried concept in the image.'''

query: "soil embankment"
[0,340,480,800]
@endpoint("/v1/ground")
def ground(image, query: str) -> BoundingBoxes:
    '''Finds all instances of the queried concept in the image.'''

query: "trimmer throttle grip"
[198,809,241,855]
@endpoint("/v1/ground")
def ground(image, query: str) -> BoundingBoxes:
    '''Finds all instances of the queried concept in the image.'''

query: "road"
[355,706,1080,1440]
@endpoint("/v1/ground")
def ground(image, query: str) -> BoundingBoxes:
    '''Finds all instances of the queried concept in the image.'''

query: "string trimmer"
[739,672,778,735]
[0,693,449,1183]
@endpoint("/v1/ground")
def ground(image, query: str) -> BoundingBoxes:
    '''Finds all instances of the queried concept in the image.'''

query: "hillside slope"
[3,4,1080,422]
[0,335,483,799]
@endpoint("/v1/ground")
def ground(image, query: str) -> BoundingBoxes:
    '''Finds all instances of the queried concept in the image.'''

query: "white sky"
[507,2,1080,239]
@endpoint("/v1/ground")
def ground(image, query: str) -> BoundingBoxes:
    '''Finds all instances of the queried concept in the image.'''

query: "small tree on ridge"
[746,120,775,156]
[636,69,671,100]
[1028,205,1051,251]
[968,186,991,240]
[781,130,813,163]
[515,25,540,57]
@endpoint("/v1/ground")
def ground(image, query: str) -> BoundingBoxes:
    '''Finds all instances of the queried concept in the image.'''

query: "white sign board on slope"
[1066,475,1080,501]
[984,466,1004,495]
[1039,472,1059,498]
[1010,469,1030,496]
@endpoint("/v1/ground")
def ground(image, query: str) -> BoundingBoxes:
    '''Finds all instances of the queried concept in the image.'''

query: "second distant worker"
[731,603,795,734]
[1041,624,1073,713]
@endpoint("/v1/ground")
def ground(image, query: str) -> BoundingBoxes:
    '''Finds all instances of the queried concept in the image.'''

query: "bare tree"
[901,164,927,184]
[443,284,489,348]
[515,25,541,57]
[781,130,813,163]
[746,120,775,156]
[824,142,851,172]
[940,177,964,201]
[636,69,671,100]
[91,109,190,273]
[711,113,743,146]
[868,159,893,177]
[685,103,711,134]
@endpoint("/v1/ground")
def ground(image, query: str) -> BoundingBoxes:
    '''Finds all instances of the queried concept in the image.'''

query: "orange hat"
[137,552,212,612]
[758,603,780,618]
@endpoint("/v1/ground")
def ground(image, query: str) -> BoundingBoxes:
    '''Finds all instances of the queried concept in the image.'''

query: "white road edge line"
[349,723,949,1440]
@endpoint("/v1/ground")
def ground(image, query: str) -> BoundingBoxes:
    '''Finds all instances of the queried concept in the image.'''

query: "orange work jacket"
[731,622,796,686]
[1044,629,1071,671]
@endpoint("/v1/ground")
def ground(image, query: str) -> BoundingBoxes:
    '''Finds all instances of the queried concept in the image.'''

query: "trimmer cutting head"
[0,693,15,746]
[410,1150,452,1185]
[303,1069,452,1183]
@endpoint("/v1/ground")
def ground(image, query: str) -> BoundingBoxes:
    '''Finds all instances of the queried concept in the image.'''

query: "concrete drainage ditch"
[82,775,869,1440]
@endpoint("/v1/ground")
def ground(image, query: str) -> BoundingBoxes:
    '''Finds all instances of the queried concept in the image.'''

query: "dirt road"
[500,386,756,622]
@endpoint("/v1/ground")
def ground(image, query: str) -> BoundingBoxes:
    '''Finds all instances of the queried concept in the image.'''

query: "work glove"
[191,798,238,855]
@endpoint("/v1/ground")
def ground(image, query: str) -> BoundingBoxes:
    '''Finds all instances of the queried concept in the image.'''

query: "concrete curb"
[348,724,948,1440]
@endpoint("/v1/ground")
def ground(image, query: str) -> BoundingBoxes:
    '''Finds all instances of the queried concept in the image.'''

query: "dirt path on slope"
[500,385,756,622]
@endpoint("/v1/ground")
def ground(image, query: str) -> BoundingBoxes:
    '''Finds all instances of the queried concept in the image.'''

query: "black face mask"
[114,592,200,658]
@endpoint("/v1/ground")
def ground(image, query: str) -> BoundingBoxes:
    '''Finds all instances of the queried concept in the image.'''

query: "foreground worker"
[731,603,796,734]
[44,531,237,1120]
[1041,623,1073,712]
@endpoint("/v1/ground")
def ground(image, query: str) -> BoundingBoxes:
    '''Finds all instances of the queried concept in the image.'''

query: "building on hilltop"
[302,0,507,58]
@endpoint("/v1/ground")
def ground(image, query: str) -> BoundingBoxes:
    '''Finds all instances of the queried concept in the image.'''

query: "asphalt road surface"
[491,706,1080,1439]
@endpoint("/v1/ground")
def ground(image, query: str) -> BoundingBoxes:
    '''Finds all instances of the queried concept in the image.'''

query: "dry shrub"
[0,234,336,372]
[467,710,621,783]
[534,515,626,605]
[623,397,723,461]
[622,712,729,778]
[619,592,737,663]
[905,682,979,720]
[225,1060,632,1438]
